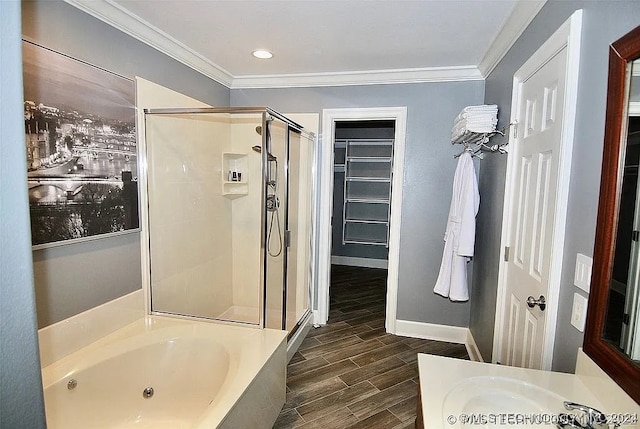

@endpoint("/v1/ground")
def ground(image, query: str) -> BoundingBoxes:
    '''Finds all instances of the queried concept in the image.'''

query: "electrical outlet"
[574,253,593,293]
[571,293,588,332]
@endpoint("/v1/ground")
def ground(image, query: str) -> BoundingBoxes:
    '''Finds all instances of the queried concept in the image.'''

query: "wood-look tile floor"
[273,265,469,429]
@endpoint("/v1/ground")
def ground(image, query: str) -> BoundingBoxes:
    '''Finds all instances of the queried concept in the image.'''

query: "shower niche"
[222,152,248,198]
[143,108,315,333]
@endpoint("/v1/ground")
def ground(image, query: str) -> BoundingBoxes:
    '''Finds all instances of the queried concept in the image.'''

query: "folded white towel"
[452,118,497,137]
[455,105,497,121]
[451,105,498,141]
[453,116,496,128]
[461,104,498,113]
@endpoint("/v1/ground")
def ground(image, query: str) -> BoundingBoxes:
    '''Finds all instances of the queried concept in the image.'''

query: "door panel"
[501,47,567,369]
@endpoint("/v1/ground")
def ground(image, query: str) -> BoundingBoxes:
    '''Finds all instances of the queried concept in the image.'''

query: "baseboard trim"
[394,319,483,362]
[465,329,484,362]
[331,256,388,269]
[395,319,467,343]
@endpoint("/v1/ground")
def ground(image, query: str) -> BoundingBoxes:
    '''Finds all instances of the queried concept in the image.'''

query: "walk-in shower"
[142,107,314,332]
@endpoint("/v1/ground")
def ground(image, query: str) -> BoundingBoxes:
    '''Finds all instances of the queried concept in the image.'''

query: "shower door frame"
[140,106,314,330]
[272,122,316,332]
[262,113,315,333]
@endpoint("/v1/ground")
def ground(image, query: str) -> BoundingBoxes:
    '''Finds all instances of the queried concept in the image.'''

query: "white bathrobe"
[433,151,480,301]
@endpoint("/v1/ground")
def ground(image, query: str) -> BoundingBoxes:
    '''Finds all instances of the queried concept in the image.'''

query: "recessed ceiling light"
[252,50,273,59]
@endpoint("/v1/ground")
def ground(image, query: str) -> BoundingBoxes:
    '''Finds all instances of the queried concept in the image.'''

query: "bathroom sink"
[442,376,567,427]
[416,353,620,429]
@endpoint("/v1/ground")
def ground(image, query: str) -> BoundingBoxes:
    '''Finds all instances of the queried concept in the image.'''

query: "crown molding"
[478,0,548,77]
[65,0,540,89]
[63,0,234,87]
[230,66,484,89]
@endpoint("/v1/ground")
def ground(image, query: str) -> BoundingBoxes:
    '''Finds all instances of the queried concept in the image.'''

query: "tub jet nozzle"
[142,387,154,398]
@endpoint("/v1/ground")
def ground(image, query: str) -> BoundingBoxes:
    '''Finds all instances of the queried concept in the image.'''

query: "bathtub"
[40,315,287,429]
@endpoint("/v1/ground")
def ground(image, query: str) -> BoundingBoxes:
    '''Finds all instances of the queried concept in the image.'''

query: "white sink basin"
[442,376,567,428]
[415,352,631,429]
[445,376,567,413]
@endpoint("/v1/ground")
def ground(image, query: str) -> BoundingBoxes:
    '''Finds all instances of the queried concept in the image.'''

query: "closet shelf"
[347,157,393,163]
[337,139,393,146]
[343,238,388,246]
[346,177,391,183]
[341,138,394,247]
[345,218,388,224]
[345,197,390,204]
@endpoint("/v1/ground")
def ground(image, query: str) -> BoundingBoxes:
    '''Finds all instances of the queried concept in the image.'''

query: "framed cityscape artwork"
[23,40,139,248]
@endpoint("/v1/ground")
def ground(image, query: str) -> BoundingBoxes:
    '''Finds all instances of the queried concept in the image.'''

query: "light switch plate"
[574,253,593,293]
[571,293,588,332]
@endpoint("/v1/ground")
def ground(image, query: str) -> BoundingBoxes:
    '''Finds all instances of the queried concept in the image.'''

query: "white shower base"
[218,305,306,330]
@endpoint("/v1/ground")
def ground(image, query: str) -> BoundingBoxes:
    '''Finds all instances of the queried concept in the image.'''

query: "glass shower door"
[263,118,287,329]
[263,119,313,331]
[285,128,313,331]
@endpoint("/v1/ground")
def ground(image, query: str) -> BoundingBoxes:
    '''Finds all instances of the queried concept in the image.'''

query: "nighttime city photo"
[23,41,138,246]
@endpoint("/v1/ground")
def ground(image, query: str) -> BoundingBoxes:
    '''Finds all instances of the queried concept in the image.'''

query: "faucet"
[556,414,587,429]
[556,402,610,429]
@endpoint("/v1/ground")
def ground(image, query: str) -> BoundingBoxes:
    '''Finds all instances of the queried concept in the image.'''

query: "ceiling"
[66,0,546,88]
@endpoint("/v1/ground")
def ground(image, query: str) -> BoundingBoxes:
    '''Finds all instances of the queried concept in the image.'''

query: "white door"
[495,11,582,370]
[502,47,567,369]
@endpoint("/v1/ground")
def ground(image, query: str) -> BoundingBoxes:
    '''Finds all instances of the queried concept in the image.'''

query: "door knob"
[526,295,546,311]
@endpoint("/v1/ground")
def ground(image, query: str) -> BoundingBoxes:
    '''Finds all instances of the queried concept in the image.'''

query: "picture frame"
[22,40,139,249]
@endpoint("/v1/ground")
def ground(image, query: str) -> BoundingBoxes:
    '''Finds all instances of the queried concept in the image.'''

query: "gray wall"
[233,81,485,327]
[470,0,640,371]
[0,1,47,427]
[22,0,231,327]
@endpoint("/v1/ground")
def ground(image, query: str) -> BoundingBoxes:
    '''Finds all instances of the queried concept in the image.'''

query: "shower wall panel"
[228,115,263,322]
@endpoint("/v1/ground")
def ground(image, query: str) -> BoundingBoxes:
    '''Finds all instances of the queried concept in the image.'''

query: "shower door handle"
[284,230,291,248]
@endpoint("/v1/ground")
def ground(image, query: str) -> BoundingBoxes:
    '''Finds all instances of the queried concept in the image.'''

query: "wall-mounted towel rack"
[454,144,484,159]
[452,122,515,159]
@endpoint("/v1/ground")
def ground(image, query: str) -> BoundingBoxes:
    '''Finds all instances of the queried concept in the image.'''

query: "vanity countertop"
[417,351,640,429]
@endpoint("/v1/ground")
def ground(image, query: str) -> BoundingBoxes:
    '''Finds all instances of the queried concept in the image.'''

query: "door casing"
[492,10,583,370]
[316,107,407,333]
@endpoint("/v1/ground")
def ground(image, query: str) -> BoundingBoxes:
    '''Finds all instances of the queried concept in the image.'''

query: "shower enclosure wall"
[142,107,314,332]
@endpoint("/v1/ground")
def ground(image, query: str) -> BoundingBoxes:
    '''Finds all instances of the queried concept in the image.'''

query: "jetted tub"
[40,315,287,429]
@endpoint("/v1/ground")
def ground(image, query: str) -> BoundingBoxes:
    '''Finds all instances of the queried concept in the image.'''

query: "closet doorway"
[330,121,393,326]
[317,108,407,333]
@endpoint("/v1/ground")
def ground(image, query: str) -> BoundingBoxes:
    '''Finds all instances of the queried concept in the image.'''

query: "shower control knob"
[526,295,546,311]
[266,195,280,211]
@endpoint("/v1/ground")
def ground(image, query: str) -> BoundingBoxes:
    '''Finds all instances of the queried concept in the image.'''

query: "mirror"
[603,61,640,361]
[585,25,640,404]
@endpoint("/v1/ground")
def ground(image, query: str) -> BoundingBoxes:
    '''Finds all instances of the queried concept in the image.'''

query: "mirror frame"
[584,25,640,404]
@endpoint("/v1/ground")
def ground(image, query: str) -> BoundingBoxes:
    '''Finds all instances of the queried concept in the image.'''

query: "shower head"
[251,145,277,161]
